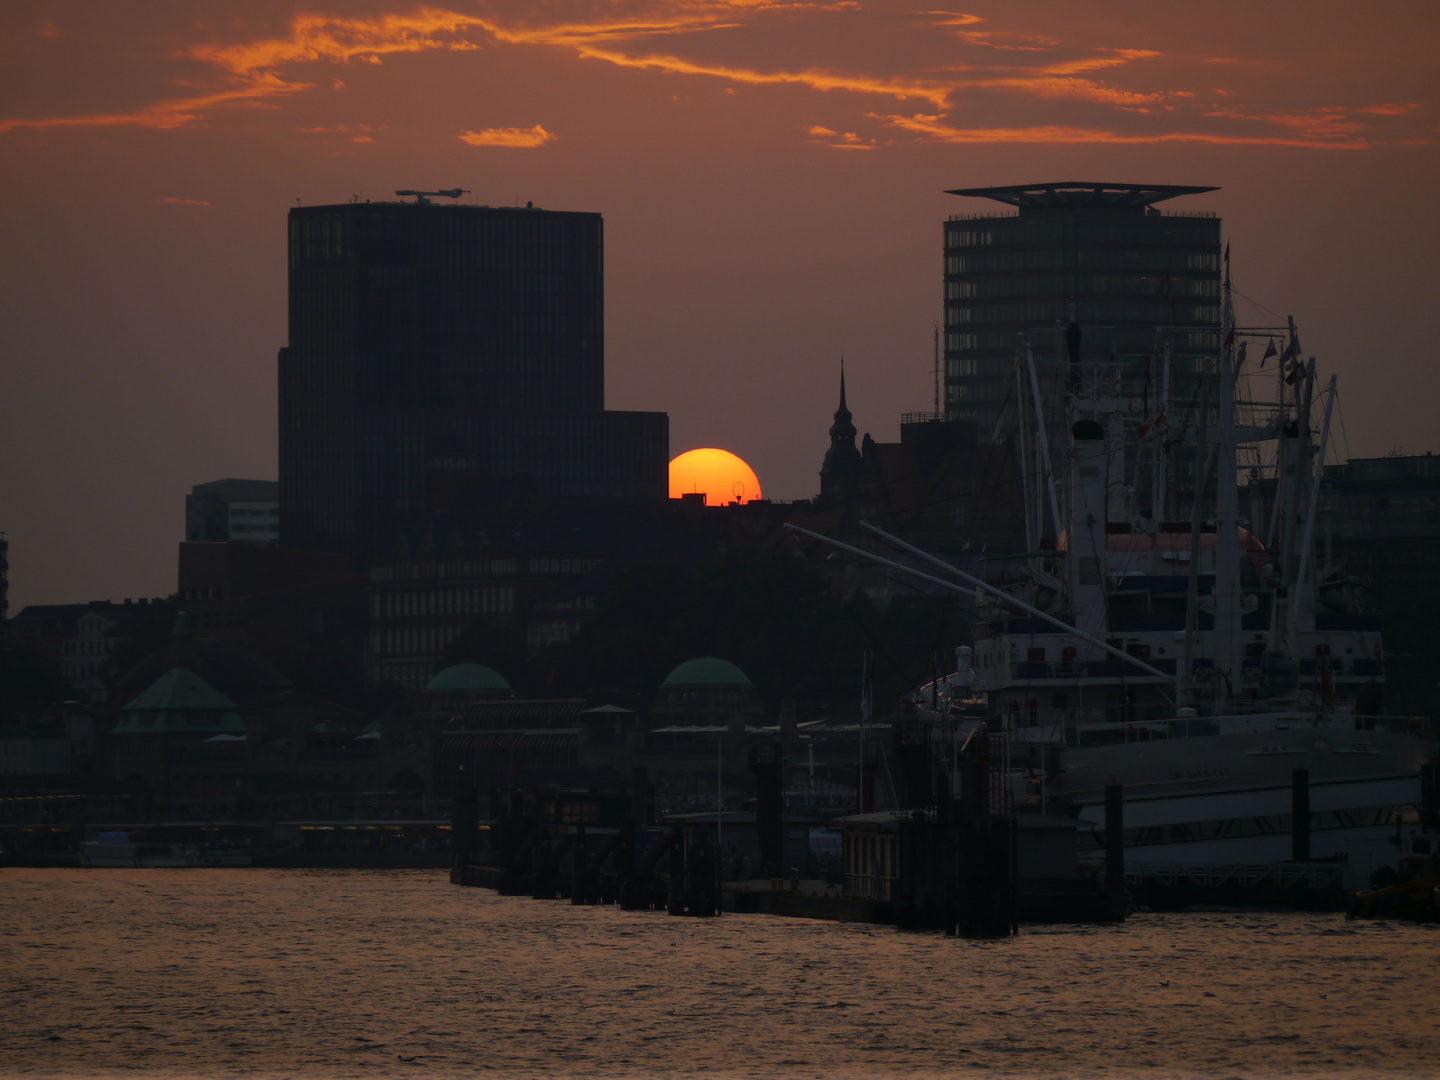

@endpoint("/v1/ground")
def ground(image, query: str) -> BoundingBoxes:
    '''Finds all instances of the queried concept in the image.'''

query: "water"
[2,868,1436,1079]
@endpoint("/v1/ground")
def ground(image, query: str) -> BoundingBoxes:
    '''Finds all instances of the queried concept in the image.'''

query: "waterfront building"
[942,182,1222,433]
[186,479,280,543]
[649,657,765,742]
[366,544,602,689]
[278,196,668,559]
[7,599,167,703]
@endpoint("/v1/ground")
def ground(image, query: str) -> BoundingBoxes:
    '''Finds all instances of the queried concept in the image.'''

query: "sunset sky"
[1,1,1437,609]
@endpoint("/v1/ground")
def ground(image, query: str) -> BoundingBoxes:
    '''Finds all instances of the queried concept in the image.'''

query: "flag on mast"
[1261,340,1278,367]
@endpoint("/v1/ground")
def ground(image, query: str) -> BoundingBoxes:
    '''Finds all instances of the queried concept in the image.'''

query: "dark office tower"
[279,198,668,557]
[941,182,1222,432]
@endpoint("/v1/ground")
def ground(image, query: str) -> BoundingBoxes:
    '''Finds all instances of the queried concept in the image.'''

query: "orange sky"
[1,1,1437,608]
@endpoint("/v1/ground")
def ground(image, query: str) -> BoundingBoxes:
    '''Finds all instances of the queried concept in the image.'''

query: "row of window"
[63,638,114,655]
[947,275,1219,301]
[945,354,1213,381]
[375,585,515,619]
[948,328,1221,354]
[944,220,1217,249]
[946,302,1219,326]
[379,624,465,658]
[373,560,516,582]
[947,249,1219,275]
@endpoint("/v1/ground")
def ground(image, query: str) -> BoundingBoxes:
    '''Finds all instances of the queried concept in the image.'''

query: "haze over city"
[2,0,1437,609]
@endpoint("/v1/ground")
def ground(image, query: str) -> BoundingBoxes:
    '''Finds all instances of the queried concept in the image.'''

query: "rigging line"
[1334,384,1353,465]
[1230,285,1287,324]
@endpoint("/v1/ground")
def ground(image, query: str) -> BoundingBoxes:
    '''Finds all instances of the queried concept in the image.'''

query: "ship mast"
[1214,245,1243,692]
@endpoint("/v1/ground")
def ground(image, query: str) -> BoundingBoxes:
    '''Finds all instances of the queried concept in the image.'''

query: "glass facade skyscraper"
[942,182,1222,434]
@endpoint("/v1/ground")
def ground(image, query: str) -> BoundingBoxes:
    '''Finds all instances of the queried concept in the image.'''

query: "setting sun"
[668,448,762,505]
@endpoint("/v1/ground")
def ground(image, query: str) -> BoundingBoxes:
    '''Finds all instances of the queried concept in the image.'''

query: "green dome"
[424,663,511,693]
[662,657,752,687]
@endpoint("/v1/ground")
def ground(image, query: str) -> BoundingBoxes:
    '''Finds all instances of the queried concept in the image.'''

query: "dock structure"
[449,725,1124,934]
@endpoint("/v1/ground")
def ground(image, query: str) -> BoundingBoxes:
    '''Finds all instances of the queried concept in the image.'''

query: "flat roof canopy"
[946,181,1217,209]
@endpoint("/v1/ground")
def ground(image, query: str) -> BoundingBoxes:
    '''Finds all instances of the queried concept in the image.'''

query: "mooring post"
[1104,783,1124,902]
[1292,768,1310,862]
[450,765,478,883]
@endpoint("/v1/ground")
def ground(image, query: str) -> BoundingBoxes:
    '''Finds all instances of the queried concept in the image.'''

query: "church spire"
[830,359,856,441]
[821,357,861,483]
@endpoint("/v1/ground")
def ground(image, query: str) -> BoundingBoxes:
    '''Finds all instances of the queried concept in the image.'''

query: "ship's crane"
[394,189,468,205]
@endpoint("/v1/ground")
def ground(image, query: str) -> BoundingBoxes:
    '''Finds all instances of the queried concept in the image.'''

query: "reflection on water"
[2,868,1436,1078]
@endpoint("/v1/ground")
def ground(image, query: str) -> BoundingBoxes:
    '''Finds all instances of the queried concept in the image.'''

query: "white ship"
[793,255,1435,888]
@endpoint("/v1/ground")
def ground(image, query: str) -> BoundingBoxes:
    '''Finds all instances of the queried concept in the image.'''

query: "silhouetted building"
[278,197,668,558]
[943,182,1222,432]
[177,542,363,653]
[186,479,279,543]
[796,372,1026,598]
[819,368,862,503]
[9,599,167,702]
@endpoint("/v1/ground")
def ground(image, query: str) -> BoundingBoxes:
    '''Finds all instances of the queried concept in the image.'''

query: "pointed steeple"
[829,362,857,442]
[821,358,862,485]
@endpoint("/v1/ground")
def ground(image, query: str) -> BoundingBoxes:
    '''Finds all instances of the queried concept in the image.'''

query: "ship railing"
[1113,861,1344,889]
[1004,704,1180,741]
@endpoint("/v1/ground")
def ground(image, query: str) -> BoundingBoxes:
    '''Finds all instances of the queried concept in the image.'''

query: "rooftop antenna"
[394,189,469,206]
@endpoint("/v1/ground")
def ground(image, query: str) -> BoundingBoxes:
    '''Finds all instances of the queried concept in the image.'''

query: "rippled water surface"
[2,869,1436,1079]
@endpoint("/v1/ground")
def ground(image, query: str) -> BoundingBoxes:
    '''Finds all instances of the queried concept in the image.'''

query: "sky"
[1,0,1437,611]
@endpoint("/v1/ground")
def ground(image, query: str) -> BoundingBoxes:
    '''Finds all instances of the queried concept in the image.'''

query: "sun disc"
[668,448,762,505]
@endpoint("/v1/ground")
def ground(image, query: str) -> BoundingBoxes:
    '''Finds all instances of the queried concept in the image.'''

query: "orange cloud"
[805,124,875,149]
[876,112,1369,148]
[0,72,307,133]
[959,46,1169,107]
[1204,106,1366,139]
[4,6,955,135]
[0,3,1421,154]
[1041,48,1161,75]
[458,125,556,147]
[156,197,211,206]
[970,74,1165,107]
[1355,102,1420,116]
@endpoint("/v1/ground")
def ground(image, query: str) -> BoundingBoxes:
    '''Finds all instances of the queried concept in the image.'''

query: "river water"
[2,868,1435,1079]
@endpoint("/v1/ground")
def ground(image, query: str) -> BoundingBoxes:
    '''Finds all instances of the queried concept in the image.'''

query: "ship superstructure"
[792,248,1434,882]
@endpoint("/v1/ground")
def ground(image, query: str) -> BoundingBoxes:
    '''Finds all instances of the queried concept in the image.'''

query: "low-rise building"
[186,479,279,543]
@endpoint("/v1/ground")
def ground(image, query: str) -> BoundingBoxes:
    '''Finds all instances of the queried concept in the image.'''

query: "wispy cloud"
[1355,102,1420,116]
[0,3,1421,154]
[0,73,307,133]
[1203,106,1366,140]
[805,124,876,149]
[459,124,556,147]
[877,112,1370,148]
[156,197,211,206]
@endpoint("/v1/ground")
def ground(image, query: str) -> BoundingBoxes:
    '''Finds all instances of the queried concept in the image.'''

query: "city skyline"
[2,1,1438,609]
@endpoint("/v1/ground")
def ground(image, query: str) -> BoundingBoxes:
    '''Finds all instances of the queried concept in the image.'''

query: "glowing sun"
[668,448,762,505]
